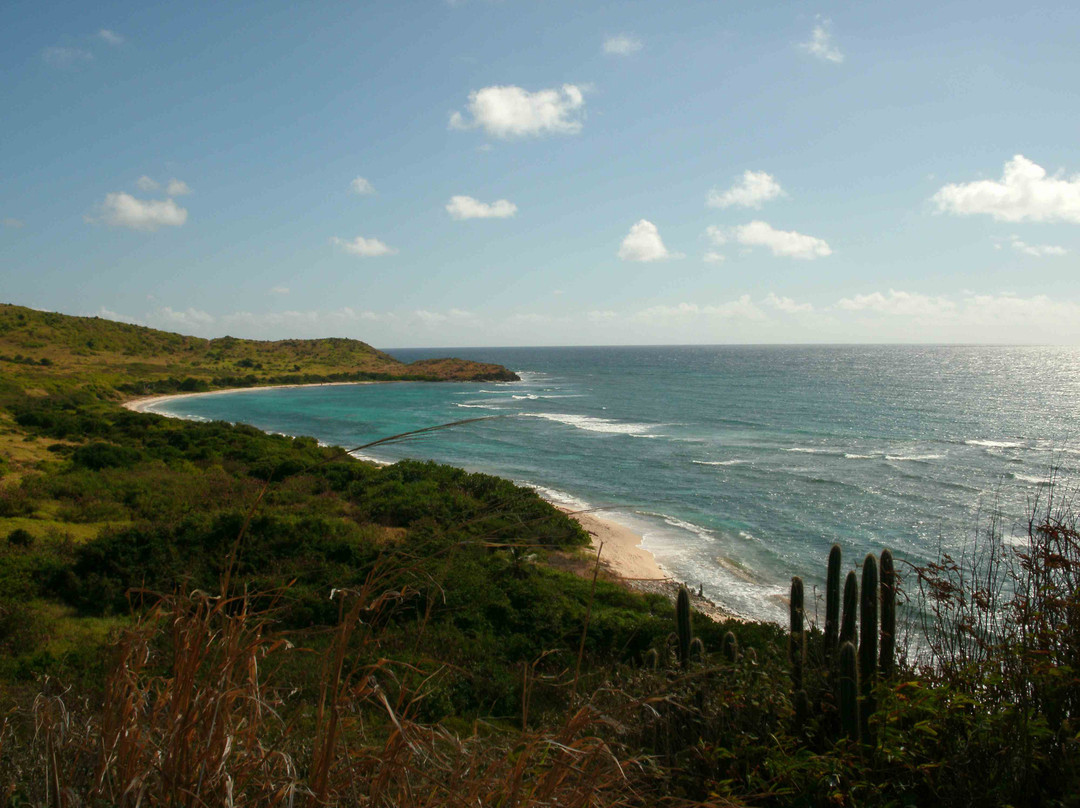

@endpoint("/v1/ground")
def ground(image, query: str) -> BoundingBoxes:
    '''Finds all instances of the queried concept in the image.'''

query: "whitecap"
[522,483,592,511]
[965,439,1025,449]
[519,412,658,436]
[885,453,943,462]
[692,459,745,466]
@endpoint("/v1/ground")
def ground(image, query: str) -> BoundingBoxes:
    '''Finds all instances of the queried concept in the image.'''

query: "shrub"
[6,528,34,548]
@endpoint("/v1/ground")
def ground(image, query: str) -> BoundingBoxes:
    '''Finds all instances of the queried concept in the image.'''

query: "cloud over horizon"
[449,84,586,138]
[933,155,1080,223]
[800,20,844,63]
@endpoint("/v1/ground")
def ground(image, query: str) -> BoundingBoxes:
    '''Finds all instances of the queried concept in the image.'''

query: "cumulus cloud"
[707,170,786,209]
[763,292,813,313]
[98,192,187,231]
[703,251,726,264]
[731,220,832,259]
[166,179,192,196]
[800,20,843,63]
[603,34,642,55]
[835,289,956,317]
[449,84,586,138]
[350,176,375,195]
[136,175,159,191]
[1008,236,1068,257]
[97,29,124,45]
[618,219,679,262]
[932,155,1080,223]
[445,195,517,220]
[157,306,214,328]
[331,235,397,257]
[42,46,94,68]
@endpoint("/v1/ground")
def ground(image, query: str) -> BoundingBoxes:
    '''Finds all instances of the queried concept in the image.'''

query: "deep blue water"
[144,345,1080,623]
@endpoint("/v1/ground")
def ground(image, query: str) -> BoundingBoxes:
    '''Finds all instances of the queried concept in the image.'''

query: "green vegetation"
[1,303,1079,806]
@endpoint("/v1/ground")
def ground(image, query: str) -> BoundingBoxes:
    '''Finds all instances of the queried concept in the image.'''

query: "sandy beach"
[122,381,381,413]
[122,382,739,622]
[561,507,740,622]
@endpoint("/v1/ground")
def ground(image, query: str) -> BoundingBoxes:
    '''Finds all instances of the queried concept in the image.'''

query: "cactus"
[880,548,896,679]
[676,585,692,669]
[722,630,739,663]
[789,576,806,691]
[745,647,758,666]
[690,636,705,661]
[794,688,810,733]
[839,640,860,740]
[859,553,879,745]
[841,570,858,648]
[825,544,842,663]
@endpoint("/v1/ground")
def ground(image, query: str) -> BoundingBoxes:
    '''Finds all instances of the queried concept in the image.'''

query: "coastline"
[121,382,740,623]
[121,381,383,413]
[565,507,740,623]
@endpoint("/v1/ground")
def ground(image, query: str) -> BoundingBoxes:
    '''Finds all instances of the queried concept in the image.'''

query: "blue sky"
[2,0,1079,346]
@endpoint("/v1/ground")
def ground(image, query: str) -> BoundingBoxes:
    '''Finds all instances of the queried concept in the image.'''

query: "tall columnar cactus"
[841,570,859,648]
[879,548,896,679]
[722,630,739,663]
[825,544,842,664]
[839,640,860,741]
[676,585,692,669]
[859,553,879,745]
[789,576,806,691]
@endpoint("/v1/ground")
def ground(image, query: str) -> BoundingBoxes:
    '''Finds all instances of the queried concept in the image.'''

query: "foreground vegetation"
[1,305,1078,806]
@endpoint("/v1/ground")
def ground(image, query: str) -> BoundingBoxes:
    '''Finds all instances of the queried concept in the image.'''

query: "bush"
[6,528,34,548]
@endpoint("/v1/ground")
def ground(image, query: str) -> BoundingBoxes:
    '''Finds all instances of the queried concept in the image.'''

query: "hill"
[0,303,517,400]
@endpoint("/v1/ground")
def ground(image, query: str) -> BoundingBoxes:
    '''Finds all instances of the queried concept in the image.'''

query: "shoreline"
[121,381,740,623]
[565,507,741,623]
[122,381,384,413]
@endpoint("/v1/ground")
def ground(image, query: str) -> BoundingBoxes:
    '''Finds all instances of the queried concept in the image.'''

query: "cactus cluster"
[791,544,899,746]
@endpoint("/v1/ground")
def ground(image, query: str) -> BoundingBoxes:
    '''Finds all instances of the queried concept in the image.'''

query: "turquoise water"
[144,345,1080,623]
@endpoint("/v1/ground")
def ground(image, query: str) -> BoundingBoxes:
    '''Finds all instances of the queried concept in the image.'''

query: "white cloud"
[445,195,517,220]
[603,34,642,55]
[636,295,766,322]
[99,192,188,231]
[43,46,94,68]
[449,84,586,138]
[414,309,477,326]
[835,290,955,317]
[166,179,192,196]
[97,29,124,45]
[732,220,832,259]
[932,155,1080,223]
[800,21,843,63]
[587,310,617,323]
[269,286,290,295]
[618,219,678,262]
[3,218,24,229]
[707,170,786,209]
[764,292,813,313]
[703,251,726,264]
[1009,236,1068,257]
[157,307,215,328]
[331,235,397,257]
[350,176,375,195]
[136,175,159,191]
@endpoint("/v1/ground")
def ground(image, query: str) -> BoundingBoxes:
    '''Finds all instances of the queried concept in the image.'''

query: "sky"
[2,0,1080,347]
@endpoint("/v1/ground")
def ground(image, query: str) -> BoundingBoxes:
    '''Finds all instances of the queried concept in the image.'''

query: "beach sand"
[122,383,739,622]
[560,507,741,623]
[122,381,380,413]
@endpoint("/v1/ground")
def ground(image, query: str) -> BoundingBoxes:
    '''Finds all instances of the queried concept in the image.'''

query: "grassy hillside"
[1,303,1078,807]
[0,303,517,400]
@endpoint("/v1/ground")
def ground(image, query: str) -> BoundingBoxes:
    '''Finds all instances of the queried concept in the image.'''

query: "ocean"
[141,345,1080,623]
